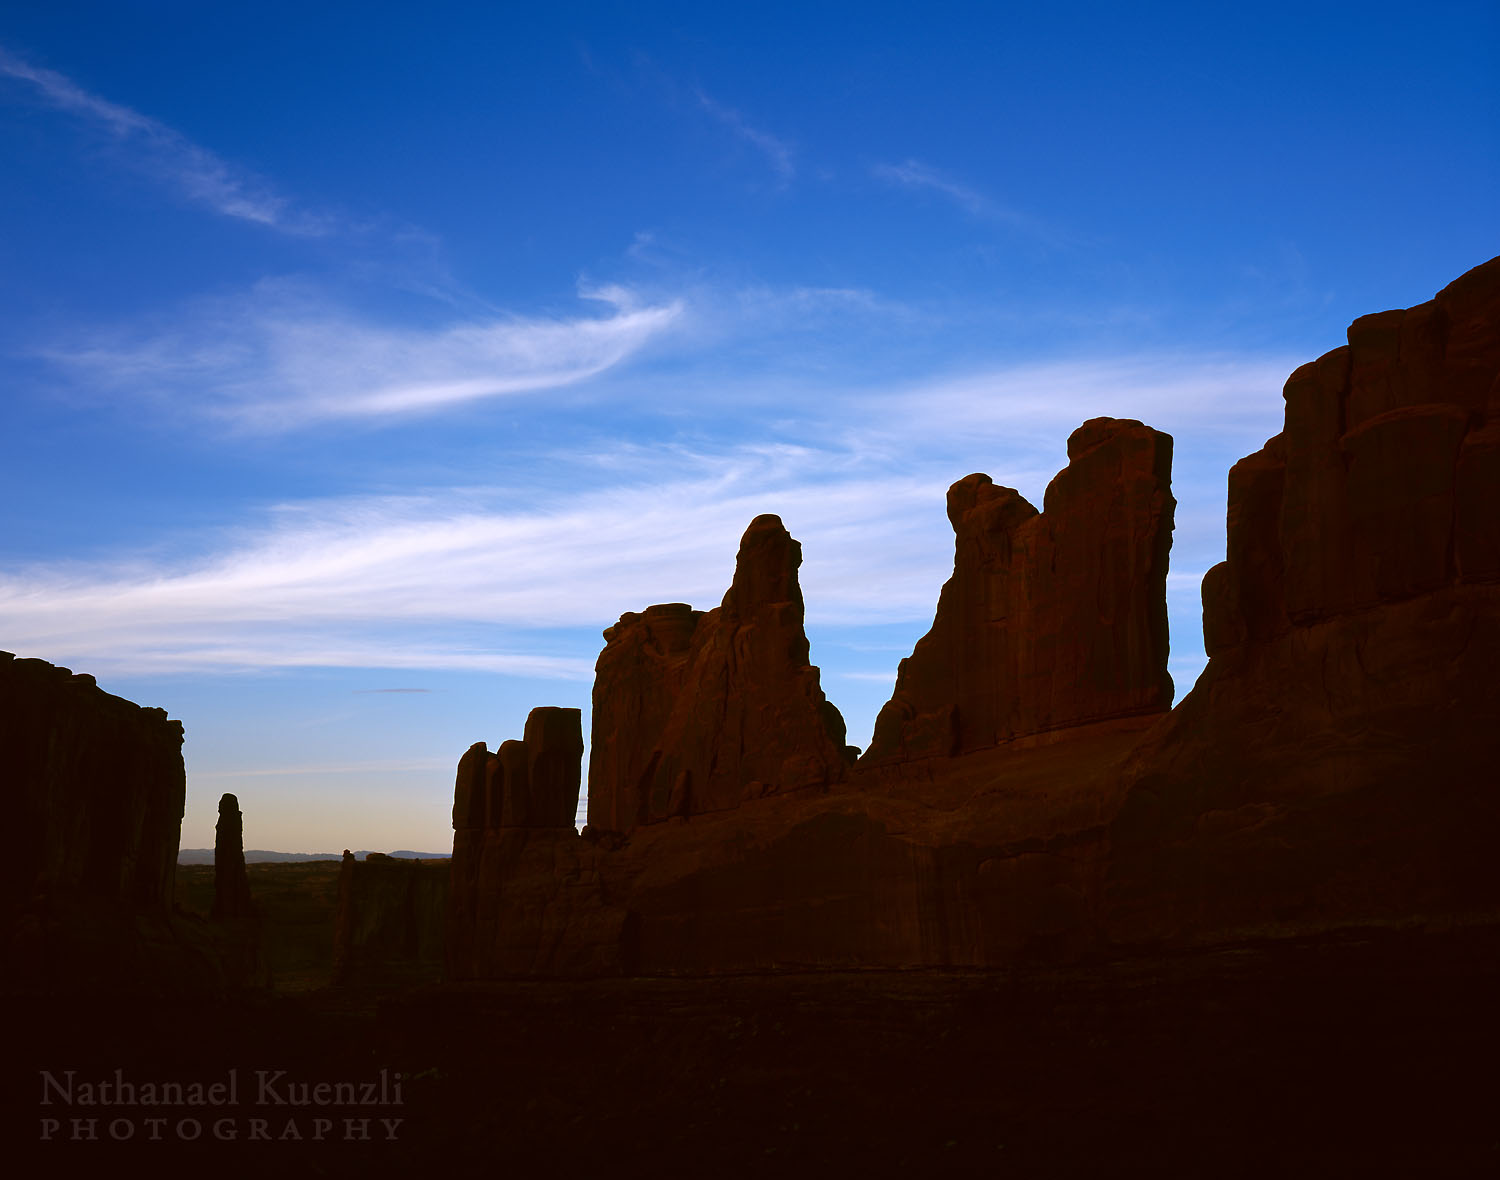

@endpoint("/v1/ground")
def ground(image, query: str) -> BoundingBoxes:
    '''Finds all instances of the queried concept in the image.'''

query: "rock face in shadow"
[1,655,249,996]
[587,514,853,834]
[211,793,255,921]
[3,655,184,916]
[332,851,450,986]
[450,256,1500,979]
[447,707,628,979]
[1104,255,1500,946]
[864,418,1175,763]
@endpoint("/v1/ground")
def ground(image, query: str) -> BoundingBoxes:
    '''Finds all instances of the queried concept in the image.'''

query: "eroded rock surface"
[587,514,852,832]
[1105,255,1500,946]
[864,418,1175,763]
[450,256,1500,979]
[448,707,626,979]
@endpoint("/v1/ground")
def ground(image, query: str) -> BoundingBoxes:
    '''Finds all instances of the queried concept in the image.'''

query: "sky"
[1,2,1495,853]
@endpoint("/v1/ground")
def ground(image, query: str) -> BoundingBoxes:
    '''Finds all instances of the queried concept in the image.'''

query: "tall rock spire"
[587,514,852,833]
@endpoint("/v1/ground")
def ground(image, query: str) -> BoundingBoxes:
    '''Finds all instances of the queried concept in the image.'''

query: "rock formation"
[587,514,853,833]
[3,654,184,917]
[448,707,627,979]
[211,792,255,921]
[332,850,449,986]
[448,255,1500,979]
[864,417,1175,762]
[1,654,252,995]
[1103,255,1500,946]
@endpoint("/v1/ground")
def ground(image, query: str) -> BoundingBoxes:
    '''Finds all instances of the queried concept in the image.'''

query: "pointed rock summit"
[587,513,852,832]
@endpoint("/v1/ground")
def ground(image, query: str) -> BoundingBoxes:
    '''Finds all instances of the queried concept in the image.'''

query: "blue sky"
[2,2,1495,851]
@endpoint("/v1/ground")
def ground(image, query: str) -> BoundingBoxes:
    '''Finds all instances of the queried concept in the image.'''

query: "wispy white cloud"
[0,343,1288,681]
[4,318,1292,683]
[0,441,950,677]
[696,89,795,181]
[40,280,684,429]
[0,45,321,233]
[865,354,1294,446]
[872,158,1029,228]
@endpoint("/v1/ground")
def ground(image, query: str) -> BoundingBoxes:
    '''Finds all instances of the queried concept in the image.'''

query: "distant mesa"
[176,849,448,864]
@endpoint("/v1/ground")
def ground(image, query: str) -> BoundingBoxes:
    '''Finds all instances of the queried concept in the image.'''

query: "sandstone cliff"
[1,655,250,995]
[864,418,1175,762]
[448,255,1500,978]
[1103,256,1500,946]
[447,707,626,979]
[588,515,853,833]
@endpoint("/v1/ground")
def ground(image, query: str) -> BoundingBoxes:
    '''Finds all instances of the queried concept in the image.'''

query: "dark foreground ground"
[176,860,346,991]
[7,922,1498,1178]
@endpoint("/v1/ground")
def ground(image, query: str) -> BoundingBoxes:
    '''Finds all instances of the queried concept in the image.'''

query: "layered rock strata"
[587,514,853,833]
[864,417,1175,763]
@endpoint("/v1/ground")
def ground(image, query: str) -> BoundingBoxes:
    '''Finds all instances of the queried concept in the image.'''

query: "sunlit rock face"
[863,417,1176,764]
[587,514,853,834]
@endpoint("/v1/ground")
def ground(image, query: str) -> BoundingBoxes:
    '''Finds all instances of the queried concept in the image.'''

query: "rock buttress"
[586,514,853,834]
[446,707,628,979]
[864,418,1175,762]
[0,655,252,996]
[1106,255,1500,946]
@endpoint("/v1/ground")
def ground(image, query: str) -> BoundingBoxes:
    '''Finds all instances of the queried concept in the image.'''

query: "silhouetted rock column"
[332,849,356,984]
[210,792,255,921]
[587,514,853,833]
[864,418,1175,763]
[447,707,630,979]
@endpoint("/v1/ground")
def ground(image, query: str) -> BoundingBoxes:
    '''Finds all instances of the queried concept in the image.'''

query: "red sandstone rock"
[452,257,1500,980]
[1106,254,1500,946]
[586,514,851,832]
[864,418,1175,762]
[447,706,621,979]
